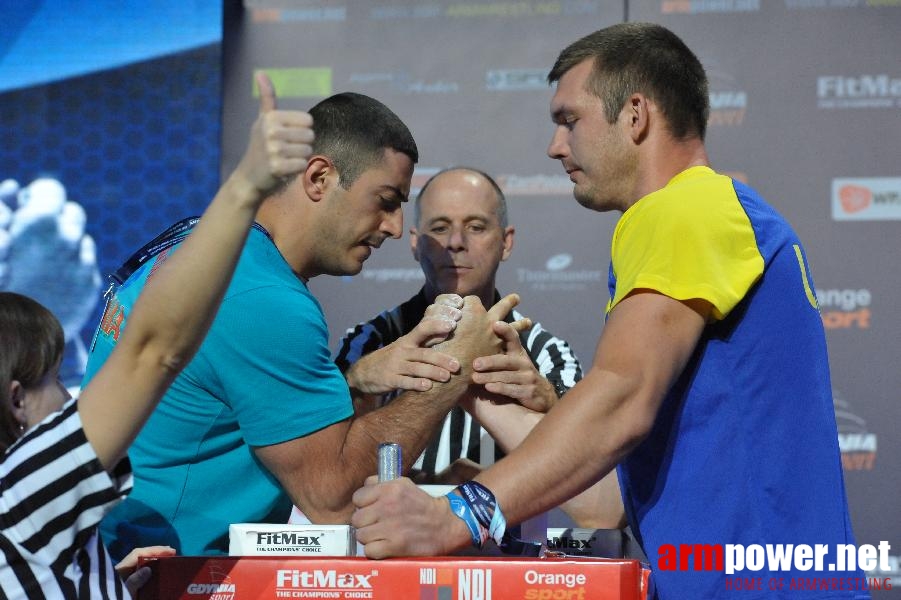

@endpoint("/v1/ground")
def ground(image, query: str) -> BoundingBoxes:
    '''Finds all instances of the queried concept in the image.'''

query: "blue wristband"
[446,492,484,548]
[458,481,504,545]
[456,481,542,557]
[488,500,506,544]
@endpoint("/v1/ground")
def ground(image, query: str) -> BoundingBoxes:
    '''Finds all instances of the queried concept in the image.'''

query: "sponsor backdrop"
[222,1,900,592]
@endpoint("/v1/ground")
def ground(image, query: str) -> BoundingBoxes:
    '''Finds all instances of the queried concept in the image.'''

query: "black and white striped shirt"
[334,288,582,476]
[1,398,131,599]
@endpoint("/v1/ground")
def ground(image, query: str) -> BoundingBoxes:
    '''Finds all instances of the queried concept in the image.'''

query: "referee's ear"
[500,225,515,262]
[410,227,421,262]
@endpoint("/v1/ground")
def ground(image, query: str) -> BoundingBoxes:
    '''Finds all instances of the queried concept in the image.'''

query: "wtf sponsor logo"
[708,90,747,126]
[704,63,748,127]
[818,74,901,108]
[832,178,901,221]
[833,389,878,471]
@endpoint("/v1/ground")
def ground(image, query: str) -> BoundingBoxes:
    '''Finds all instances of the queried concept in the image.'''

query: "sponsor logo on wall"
[370,4,443,19]
[662,0,761,14]
[359,268,425,284]
[709,89,748,126]
[445,1,600,18]
[248,0,347,22]
[369,1,601,19]
[497,174,573,196]
[816,287,871,329]
[832,178,901,221]
[818,74,901,109]
[517,253,603,292]
[486,69,547,91]
[255,68,333,98]
[705,65,748,127]
[833,389,877,471]
[787,0,901,8]
[405,171,577,197]
[347,72,459,95]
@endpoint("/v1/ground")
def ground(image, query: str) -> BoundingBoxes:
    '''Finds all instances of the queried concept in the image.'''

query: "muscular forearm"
[472,293,709,529]
[475,369,650,528]
[289,376,471,524]
[559,469,627,529]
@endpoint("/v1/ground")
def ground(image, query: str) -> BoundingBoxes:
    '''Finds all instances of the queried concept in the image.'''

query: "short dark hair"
[415,167,508,228]
[0,292,64,450]
[309,92,418,189]
[548,22,709,141]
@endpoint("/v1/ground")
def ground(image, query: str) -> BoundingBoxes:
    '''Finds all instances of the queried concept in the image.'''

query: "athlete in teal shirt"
[84,227,353,557]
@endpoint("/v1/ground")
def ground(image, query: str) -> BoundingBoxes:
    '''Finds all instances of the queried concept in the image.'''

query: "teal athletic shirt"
[609,167,867,599]
[82,226,353,558]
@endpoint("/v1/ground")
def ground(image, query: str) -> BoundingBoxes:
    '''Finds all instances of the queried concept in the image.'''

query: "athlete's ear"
[302,156,335,201]
[626,92,650,143]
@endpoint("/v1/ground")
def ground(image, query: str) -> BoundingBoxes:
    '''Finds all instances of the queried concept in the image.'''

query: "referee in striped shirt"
[334,167,583,482]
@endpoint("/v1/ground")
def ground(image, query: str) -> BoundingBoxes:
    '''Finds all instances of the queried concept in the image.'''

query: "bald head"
[415,167,507,229]
[411,167,514,303]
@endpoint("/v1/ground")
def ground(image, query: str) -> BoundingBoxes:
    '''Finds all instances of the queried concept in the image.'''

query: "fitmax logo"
[256,532,321,546]
[818,75,901,98]
[818,75,901,108]
[276,570,375,588]
[547,536,595,550]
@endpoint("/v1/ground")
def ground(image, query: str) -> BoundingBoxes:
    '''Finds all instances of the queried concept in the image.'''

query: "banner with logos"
[223,3,900,592]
